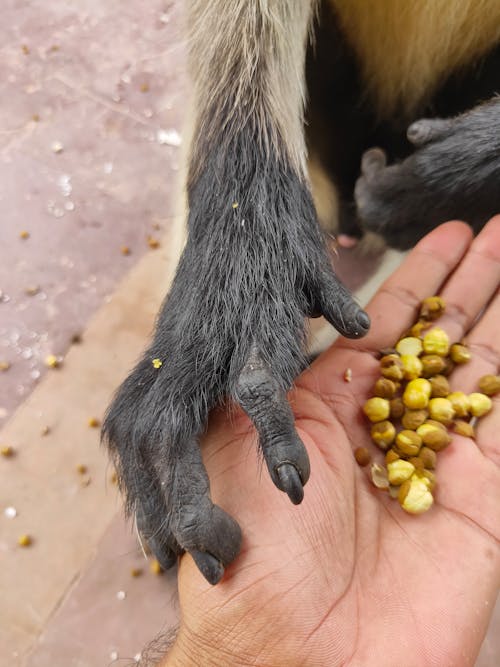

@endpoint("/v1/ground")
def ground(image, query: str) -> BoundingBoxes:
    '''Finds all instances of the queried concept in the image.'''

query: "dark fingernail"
[276,463,304,505]
[191,550,225,585]
[149,539,178,571]
[156,549,177,571]
[356,310,370,331]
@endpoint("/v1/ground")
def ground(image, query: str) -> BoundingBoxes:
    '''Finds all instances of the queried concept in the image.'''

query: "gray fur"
[104,1,499,589]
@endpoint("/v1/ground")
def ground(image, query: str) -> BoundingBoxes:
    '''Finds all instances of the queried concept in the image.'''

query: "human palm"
[167,219,500,667]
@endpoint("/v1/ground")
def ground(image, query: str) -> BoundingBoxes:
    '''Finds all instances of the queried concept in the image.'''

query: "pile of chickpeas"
[359,296,499,514]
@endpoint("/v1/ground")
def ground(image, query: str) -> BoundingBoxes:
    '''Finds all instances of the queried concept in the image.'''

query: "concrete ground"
[1,2,498,666]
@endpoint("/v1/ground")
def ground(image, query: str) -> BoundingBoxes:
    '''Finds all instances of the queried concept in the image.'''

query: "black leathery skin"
[234,345,311,502]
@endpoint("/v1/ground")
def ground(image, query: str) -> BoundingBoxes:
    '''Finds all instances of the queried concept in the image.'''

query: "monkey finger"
[135,493,181,571]
[407,117,454,145]
[180,502,242,585]
[234,346,311,504]
[360,147,387,180]
[130,432,242,585]
[315,269,370,339]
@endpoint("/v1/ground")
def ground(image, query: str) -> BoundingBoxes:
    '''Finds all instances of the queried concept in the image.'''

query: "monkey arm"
[103,0,369,585]
[355,97,500,248]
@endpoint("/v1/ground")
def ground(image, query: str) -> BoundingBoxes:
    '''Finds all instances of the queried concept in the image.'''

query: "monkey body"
[308,0,500,244]
[104,1,500,584]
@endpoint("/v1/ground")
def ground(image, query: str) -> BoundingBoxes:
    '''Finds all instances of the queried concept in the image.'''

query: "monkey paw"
[355,101,500,248]
[102,206,369,584]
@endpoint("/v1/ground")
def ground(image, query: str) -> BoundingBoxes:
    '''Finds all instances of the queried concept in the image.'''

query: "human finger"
[337,221,473,353]
[431,216,500,346]
[450,289,500,463]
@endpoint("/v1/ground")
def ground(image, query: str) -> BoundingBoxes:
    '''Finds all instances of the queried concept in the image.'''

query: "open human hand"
[165,219,500,667]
